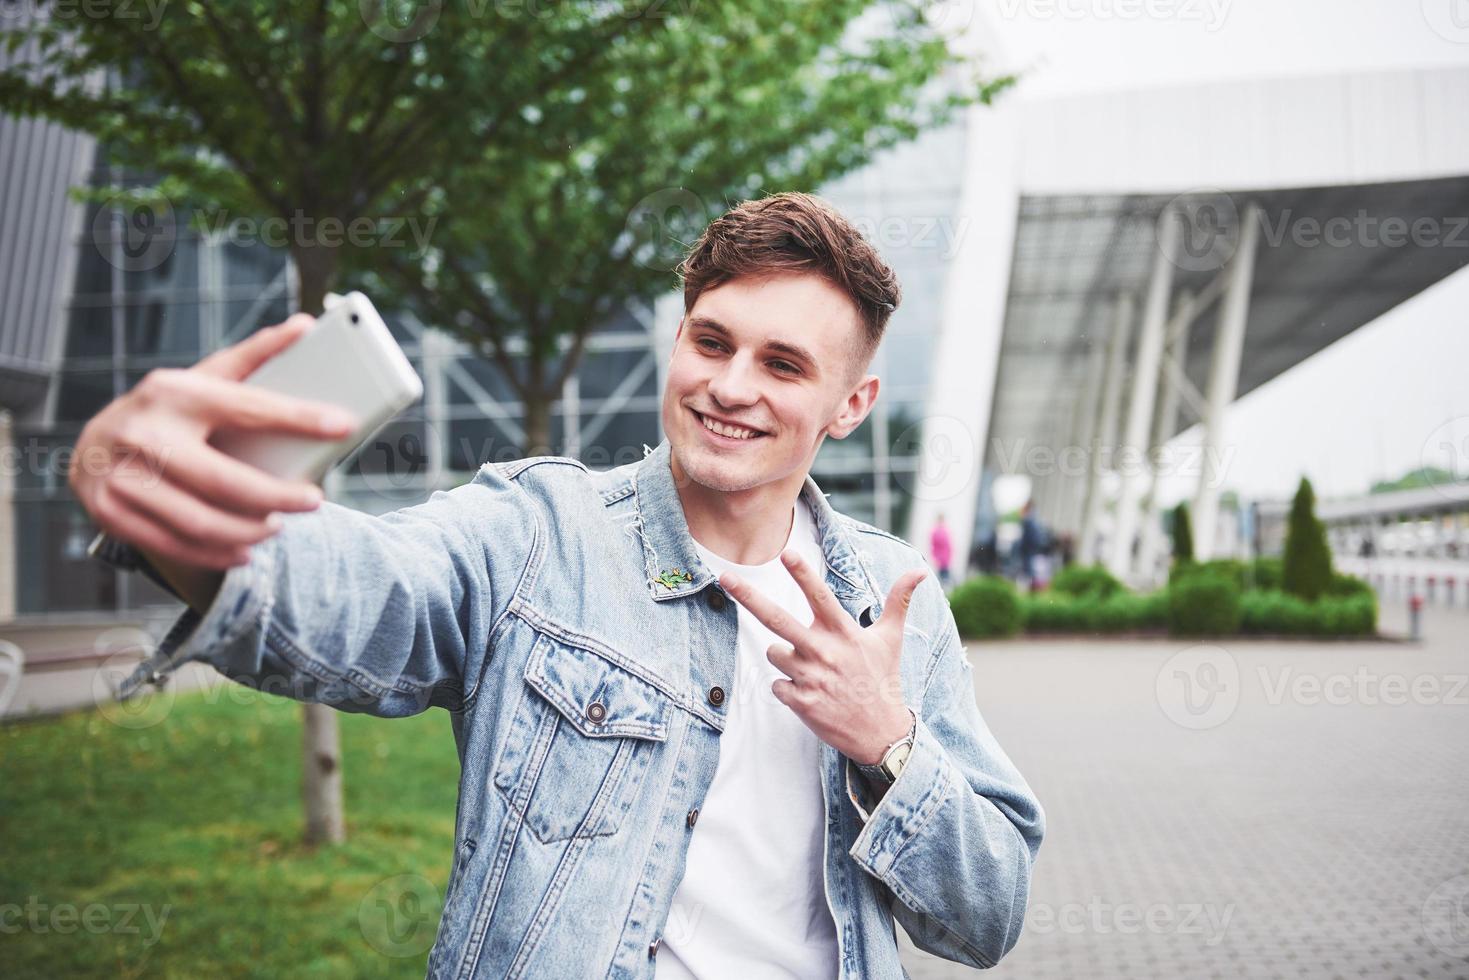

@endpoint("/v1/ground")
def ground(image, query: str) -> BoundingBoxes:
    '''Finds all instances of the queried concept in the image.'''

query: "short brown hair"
[677,192,901,370]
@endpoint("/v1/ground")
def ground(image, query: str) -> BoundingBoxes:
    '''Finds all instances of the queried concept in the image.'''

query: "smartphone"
[210,291,424,483]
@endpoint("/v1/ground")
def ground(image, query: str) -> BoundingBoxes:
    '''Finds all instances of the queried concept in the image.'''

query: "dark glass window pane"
[124,297,201,357]
[580,411,657,470]
[55,370,116,424]
[580,348,656,403]
[16,498,117,614]
[63,304,114,360]
[221,240,288,291]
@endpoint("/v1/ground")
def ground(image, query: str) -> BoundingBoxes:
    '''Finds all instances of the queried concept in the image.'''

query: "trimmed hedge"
[1240,589,1376,636]
[1022,590,1168,633]
[953,568,1377,639]
[1167,572,1243,636]
[1050,563,1125,600]
[948,575,1022,638]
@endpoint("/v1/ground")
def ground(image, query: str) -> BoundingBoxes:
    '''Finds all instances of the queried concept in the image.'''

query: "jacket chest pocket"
[493,632,670,844]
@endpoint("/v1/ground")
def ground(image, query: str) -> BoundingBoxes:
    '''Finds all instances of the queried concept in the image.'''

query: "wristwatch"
[857,708,917,785]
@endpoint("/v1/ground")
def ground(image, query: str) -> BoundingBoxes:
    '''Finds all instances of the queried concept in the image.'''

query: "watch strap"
[857,707,917,784]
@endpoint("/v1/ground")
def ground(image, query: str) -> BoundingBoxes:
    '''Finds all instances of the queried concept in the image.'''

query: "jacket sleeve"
[93,462,538,718]
[843,616,1045,969]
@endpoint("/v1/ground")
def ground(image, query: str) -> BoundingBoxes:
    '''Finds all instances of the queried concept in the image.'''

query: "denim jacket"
[96,439,1044,978]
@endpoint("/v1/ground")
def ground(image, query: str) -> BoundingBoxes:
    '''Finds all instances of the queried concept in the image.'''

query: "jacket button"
[706,588,727,611]
[707,686,725,707]
[586,700,607,724]
[649,937,661,956]
[686,807,699,828]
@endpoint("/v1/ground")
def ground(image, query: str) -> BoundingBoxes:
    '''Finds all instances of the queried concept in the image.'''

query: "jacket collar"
[631,440,880,611]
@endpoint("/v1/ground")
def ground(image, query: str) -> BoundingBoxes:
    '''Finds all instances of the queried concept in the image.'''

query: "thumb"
[878,568,928,639]
[194,313,315,381]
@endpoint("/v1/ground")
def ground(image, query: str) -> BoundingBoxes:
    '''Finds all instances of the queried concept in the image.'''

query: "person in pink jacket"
[930,513,954,588]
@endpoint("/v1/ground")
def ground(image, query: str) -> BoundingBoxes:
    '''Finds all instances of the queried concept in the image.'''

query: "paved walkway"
[902,604,1469,978]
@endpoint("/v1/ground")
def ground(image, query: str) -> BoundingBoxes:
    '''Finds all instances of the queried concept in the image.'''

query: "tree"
[2,0,1010,843]
[1282,476,1332,601]
[354,1,1012,452]
[1171,501,1194,564]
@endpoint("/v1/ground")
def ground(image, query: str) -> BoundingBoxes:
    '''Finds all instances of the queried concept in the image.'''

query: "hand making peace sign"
[717,551,930,766]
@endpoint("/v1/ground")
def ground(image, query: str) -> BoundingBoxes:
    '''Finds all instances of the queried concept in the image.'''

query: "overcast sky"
[980,0,1469,503]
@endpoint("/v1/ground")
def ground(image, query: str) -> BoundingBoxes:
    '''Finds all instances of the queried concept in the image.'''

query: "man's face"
[662,273,879,494]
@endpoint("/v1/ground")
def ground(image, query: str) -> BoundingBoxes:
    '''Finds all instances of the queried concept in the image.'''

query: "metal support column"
[1107,210,1178,580]
[1079,291,1135,566]
[1136,290,1196,584]
[1193,203,1261,560]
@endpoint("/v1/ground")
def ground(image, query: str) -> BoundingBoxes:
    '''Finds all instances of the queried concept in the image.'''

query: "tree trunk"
[292,239,346,847]
[523,392,554,457]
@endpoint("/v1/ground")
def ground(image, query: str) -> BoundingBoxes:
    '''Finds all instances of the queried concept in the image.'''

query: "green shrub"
[1021,589,1170,633]
[1135,590,1172,629]
[1282,476,1333,600]
[1251,556,1283,590]
[1327,571,1372,598]
[1326,592,1377,635]
[1167,572,1242,636]
[1240,589,1314,634]
[1169,558,1248,590]
[1022,592,1091,632]
[1240,589,1377,636]
[949,575,1022,638]
[1050,563,1125,599]
[1171,501,1194,563]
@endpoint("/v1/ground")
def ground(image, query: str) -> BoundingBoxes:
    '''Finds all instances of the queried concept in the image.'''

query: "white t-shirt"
[655,498,840,980]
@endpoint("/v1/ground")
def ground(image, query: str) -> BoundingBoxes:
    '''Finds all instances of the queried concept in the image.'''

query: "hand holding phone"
[210,292,423,483]
[70,315,361,576]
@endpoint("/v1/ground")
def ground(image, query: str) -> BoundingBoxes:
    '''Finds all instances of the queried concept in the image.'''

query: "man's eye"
[771,361,799,374]
[696,338,722,351]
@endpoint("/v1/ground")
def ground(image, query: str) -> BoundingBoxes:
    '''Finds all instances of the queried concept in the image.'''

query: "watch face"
[883,741,913,779]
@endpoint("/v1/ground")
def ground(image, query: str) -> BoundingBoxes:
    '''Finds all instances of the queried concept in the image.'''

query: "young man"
[72,192,1043,978]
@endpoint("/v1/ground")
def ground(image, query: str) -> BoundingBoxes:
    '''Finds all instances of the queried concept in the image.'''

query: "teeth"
[699,412,761,440]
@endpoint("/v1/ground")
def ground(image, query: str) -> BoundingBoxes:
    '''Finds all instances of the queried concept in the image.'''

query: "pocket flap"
[525,635,670,741]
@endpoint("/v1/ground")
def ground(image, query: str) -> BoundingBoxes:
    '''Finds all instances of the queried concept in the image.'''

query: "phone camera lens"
[350,313,360,325]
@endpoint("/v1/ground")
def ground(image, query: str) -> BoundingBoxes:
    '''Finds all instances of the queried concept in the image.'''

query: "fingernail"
[723,573,742,590]
[301,486,324,506]
[265,513,283,532]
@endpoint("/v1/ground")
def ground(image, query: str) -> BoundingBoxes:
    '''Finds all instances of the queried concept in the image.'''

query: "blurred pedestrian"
[930,513,953,588]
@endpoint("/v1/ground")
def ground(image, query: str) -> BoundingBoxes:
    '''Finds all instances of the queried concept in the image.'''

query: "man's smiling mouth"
[692,409,768,441]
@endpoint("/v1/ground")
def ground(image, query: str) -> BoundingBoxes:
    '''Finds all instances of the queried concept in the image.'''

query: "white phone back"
[211,292,423,483]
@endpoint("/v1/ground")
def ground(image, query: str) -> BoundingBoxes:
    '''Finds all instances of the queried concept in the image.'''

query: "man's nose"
[706,354,760,407]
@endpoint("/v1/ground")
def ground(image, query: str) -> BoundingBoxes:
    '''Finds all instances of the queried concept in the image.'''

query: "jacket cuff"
[845,714,951,879]
[88,531,273,700]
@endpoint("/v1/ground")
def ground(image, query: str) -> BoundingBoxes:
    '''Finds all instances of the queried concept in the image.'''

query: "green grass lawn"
[0,687,462,978]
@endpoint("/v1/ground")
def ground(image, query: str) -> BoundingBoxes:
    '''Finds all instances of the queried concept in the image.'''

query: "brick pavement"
[901,605,1469,979]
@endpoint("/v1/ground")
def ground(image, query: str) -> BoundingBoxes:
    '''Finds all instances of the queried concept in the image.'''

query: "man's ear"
[826,374,880,440]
